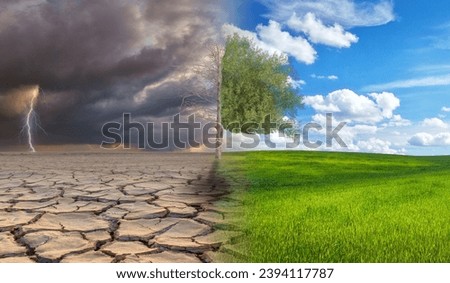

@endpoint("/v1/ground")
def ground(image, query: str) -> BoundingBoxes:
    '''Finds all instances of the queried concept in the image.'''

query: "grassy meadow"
[219,151,450,262]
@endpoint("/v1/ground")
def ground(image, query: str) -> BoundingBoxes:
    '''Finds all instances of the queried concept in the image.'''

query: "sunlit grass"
[220,151,450,262]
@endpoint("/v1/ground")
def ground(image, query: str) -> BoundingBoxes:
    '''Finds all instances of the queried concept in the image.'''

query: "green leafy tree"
[221,35,302,134]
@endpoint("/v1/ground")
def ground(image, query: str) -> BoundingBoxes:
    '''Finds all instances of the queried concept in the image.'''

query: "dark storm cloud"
[0,0,226,146]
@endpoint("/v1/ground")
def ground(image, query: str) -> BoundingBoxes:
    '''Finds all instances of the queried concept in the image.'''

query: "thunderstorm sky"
[0,0,231,148]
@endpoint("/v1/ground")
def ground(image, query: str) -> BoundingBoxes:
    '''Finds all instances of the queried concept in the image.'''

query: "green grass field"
[219,151,450,263]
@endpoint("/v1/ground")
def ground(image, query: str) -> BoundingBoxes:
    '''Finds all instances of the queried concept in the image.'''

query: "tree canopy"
[221,34,302,134]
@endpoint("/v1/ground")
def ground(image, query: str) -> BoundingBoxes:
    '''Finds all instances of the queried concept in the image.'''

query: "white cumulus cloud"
[222,23,283,58]
[223,1,394,66]
[421,118,449,129]
[257,20,317,64]
[409,132,450,146]
[222,22,317,64]
[287,76,306,89]
[357,138,399,154]
[303,89,400,124]
[369,92,400,119]
[303,89,410,154]
[307,115,401,154]
[287,12,358,48]
[442,106,450,112]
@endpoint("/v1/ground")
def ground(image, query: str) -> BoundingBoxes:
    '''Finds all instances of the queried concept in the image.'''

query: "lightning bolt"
[24,87,40,152]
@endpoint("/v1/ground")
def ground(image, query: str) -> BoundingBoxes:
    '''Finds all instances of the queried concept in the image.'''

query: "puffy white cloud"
[308,113,403,154]
[409,132,450,146]
[303,89,400,123]
[311,74,339,80]
[303,89,409,154]
[369,92,400,119]
[222,23,282,57]
[422,118,449,129]
[442,106,450,112]
[304,96,340,112]
[408,133,433,146]
[357,138,399,154]
[222,22,317,64]
[257,20,317,64]
[221,86,409,155]
[433,133,450,145]
[287,76,306,89]
[223,1,394,67]
[260,0,395,28]
[287,12,358,48]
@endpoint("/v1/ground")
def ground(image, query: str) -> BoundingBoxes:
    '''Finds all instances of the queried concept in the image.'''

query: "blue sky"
[225,0,450,155]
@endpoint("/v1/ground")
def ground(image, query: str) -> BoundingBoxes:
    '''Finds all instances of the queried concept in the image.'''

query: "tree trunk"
[215,55,223,160]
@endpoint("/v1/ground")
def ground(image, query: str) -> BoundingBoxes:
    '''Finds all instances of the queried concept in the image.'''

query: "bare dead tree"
[181,43,225,159]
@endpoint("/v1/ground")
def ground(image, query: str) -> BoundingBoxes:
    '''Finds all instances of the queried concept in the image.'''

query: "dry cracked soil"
[0,152,242,263]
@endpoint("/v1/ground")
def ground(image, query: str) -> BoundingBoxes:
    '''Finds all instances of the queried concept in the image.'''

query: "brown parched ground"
[0,152,241,263]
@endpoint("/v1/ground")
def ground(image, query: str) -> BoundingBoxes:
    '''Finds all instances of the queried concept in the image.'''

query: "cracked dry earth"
[0,152,241,263]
